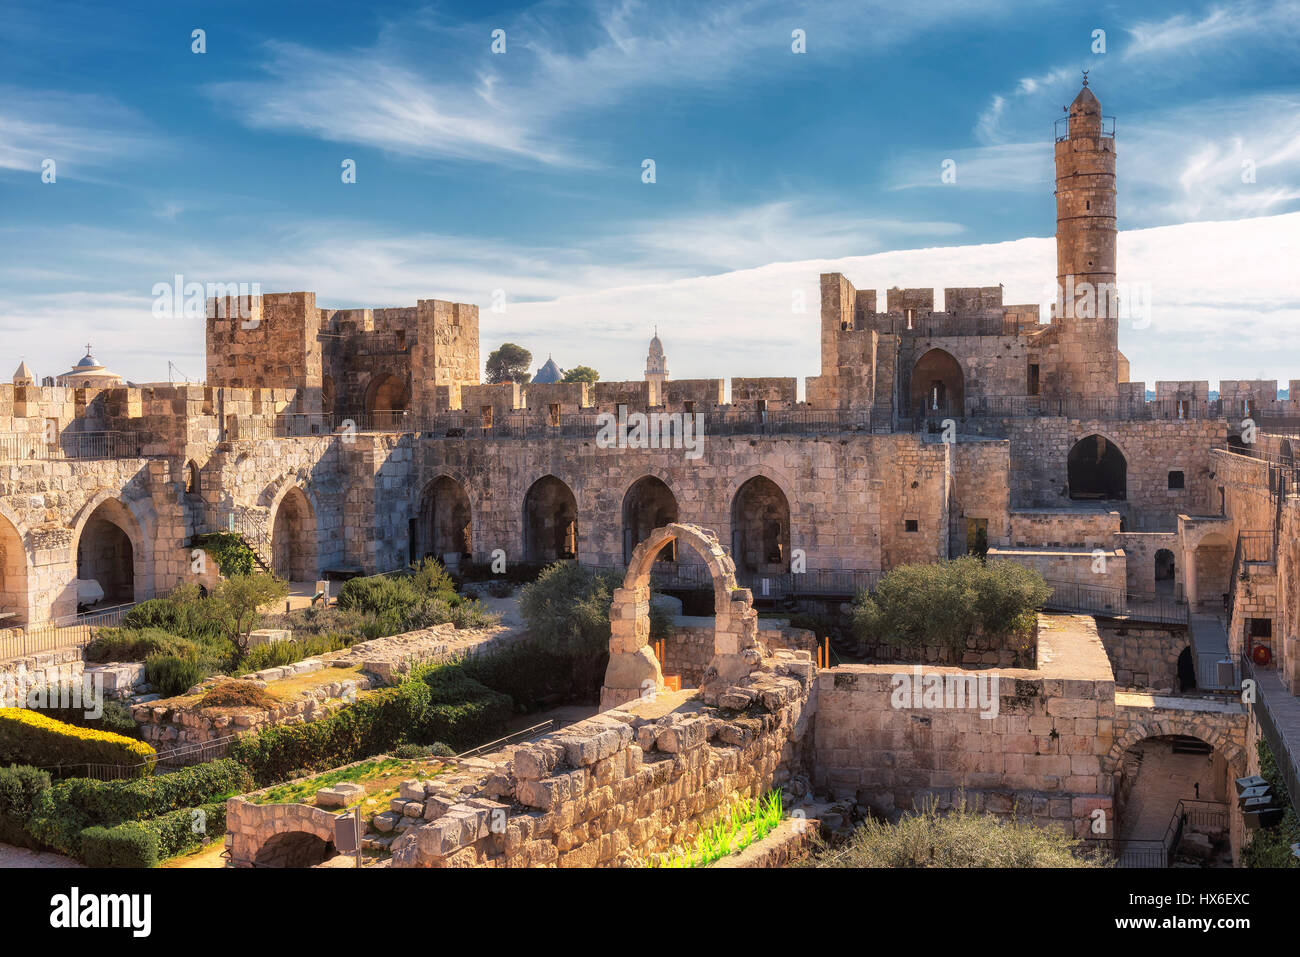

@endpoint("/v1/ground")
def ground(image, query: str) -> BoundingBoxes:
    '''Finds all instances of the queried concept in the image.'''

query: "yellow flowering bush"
[0,709,155,777]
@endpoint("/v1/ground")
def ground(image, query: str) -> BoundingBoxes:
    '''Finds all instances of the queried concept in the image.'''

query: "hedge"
[27,759,250,857]
[418,665,513,750]
[228,681,433,786]
[0,765,50,848]
[0,709,155,777]
[82,801,228,867]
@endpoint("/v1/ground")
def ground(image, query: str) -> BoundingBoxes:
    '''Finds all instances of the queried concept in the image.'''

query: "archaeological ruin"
[1,81,1298,869]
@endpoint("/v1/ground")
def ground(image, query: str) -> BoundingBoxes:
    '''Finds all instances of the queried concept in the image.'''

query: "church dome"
[533,356,563,384]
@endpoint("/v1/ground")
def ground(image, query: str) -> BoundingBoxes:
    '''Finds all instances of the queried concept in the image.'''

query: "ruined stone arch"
[601,523,759,710]
[1105,719,1245,776]
[416,474,474,565]
[1067,432,1127,500]
[266,480,319,582]
[909,348,965,415]
[236,804,342,868]
[621,475,680,564]
[70,491,150,607]
[523,474,579,563]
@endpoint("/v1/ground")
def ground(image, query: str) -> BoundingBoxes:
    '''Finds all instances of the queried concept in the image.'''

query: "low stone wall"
[812,614,1115,838]
[663,620,817,685]
[1010,508,1121,548]
[132,623,515,747]
[0,647,84,701]
[1096,621,1189,691]
[852,622,1037,670]
[389,650,817,867]
[710,816,819,868]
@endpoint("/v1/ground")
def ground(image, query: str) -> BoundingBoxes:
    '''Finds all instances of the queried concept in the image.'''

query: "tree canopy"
[561,365,600,384]
[485,343,532,384]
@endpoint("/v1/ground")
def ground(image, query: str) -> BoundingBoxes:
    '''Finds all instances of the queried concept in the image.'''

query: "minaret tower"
[1052,74,1119,398]
[644,328,668,405]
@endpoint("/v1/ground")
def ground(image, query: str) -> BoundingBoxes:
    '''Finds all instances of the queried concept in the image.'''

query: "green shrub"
[461,636,606,710]
[193,532,257,577]
[415,663,512,749]
[810,797,1105,868]
[28,759,251,856]
[0,765,49,847]
[143,801,227,861]
[79,824,158,868]
[228,681,433,786]
[412,558,460,602]
[123,583,229,644]
[144,653,207,698]
[85,627,194,663]
[405,596,498,631]
[1241,739,1300,868]
[236,633,348,673]
[851,557,1050,653]
[337,574,421,618]
[518,562,619,655]
[0,709,155,777]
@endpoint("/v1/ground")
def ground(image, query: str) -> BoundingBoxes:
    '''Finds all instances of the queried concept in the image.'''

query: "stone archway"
[910,348,964,415]
[73,498,143,607]
[253,831,338,868]
[622,476,679,564]
[364,373,408,429]
[1106,715,1246,777]
[601,523,759,710]
[523,475,578,563]
[1068,433,1127,500]
[417,475,472,565]
[270,486,318,582]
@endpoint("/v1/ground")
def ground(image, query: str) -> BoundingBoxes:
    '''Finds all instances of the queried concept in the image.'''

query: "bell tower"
[1052,74,1119,399]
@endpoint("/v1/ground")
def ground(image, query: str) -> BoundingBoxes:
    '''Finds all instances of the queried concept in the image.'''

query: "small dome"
[76,354,99,368]
[533,356,563,384]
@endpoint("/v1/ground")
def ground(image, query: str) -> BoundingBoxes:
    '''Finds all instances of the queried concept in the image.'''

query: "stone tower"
[1052,77,1119,399]
[644,329,668,406]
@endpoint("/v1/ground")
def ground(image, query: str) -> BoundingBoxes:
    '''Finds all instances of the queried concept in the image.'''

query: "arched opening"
[271,487,318,582]
[1226,434,1247,453]
[602,522,759,710]
[1154,548,1176,596]
[1281,440,1295,468]
[1067,434,1127,500]
[75,500,138,608]
[1191,532,1232,612]
[364,373,408,430]
[184,460,201,497]
[910,349,965,416]
[0,516,29,627]
[622,477,679,564]
[523,476,578,563]
[1112,733,1231,866]
[418,476,472,566]
[730,476,791,577]
[253,831,338,868]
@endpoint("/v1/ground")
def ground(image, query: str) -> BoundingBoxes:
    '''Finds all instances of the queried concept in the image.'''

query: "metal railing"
[0,602,137,661]
[0,431,144,462]
[1240,651,1300,819]
[1038,579,1189,625]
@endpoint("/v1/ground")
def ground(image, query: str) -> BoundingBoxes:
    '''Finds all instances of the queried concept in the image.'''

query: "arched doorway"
[253,831,338,868]
[1111,732,1232,866]
[0,515,28,626]
[321,375,335,417]
[271,487,318,582]
[730,476,791,577]
[75,500,139,607]
[1281,440,1295,468]
[523,476,578,563]
[910,349,965,415]
[1154,548,1176,596]
[418,476,472,565]
[602,522,759,710]
[1068,434,1127,500]
[622,477,679,564]
[364,373,408,430]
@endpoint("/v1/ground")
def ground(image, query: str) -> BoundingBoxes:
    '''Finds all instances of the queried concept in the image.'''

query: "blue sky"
[1,0,1298,386]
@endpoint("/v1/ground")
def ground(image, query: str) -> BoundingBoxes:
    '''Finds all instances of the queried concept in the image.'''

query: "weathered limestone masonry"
[387,651,817,867]
[814,614,1116,836]
[663,621,818,687]
[1095,621,1189,691]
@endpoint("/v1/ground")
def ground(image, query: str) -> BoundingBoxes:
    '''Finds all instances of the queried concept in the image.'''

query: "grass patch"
[650,791,783,867]
[251,756,445,807]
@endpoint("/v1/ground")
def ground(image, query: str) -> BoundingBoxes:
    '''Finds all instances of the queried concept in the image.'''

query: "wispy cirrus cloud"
[206,0,1025,169]
[1124,0,1300,58]
[0,86,160,177]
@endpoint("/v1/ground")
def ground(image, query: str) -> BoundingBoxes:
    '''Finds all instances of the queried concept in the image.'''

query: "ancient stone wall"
[1095,621,1189,691]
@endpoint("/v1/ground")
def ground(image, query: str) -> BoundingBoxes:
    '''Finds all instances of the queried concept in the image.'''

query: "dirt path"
[0,842,82,868]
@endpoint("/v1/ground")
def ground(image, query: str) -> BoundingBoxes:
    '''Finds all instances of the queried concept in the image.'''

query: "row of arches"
[409,473,792,576]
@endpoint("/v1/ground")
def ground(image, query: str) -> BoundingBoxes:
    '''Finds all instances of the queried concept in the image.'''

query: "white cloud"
[1124,0,1300,59]
[0,87,159,177]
